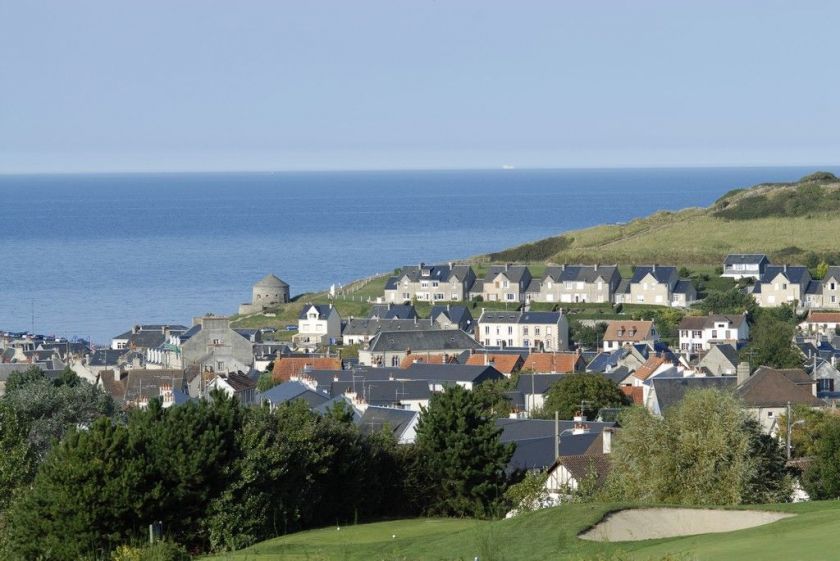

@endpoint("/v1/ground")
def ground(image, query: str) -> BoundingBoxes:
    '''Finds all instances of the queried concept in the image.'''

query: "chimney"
[784,264,788,272]
[602,428,613,454]
[652,264,657,272]
[505,263,510,271]
[736,361,751,386]
[594,263,598,271]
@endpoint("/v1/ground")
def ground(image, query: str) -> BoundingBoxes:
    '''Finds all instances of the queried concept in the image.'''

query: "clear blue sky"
[1,1,838,173]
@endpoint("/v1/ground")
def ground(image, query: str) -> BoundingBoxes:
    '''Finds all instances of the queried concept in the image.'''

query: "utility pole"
[786,400,792,461]
[554,410,559,459]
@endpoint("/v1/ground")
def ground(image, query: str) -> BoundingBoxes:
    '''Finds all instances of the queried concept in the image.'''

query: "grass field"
[202,501,840,561]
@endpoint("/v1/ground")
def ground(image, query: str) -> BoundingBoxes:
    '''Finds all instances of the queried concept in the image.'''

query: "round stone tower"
[252,274,290,305]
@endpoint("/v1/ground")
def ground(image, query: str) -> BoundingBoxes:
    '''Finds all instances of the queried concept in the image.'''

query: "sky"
[1,0,839,173]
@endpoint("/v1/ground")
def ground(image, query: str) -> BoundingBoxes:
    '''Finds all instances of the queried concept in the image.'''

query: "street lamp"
[785,400,806,461]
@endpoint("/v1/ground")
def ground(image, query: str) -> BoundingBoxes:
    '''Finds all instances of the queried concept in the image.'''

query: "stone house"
[737,366,824,434]
[341,317,442,346]
[678,314,749,353]
[722,254,769,280]
[359,330,482,368]
[799,311,840,337]
[430,304,474,332]
[533,264,621,304]
[477,310,569,351]
[479,265,532,304]
[804,266,840,310]
[695,343,740,376]
[180,316,255,374]
[623,265,696,307]
[206,372,257,405]
[383,263,476,303]
[751,265,811,308]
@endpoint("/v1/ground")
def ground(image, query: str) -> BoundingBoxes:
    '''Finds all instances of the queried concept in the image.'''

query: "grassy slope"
[486,173,840,266]
[203,501,840,561]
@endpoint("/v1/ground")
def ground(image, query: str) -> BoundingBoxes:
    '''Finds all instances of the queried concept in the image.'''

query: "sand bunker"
[579,508,793,542]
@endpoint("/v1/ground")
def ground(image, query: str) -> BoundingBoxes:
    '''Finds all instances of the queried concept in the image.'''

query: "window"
[503,280,509,288]
[432,281,439,287]
[523,339,530,347]
[523,327,529,335]
[711,330,718,339]
[484,326,490,335]
[391,356,400,367]
[508,338,514,347]
[507,326,513,335]
[783,283,788,290]
[496,327,500,335]
[506,293,515,301]
[421,281,429,288]
[546,327,552,335]
[434,293,444,300]
[217,361,225,371]
[403,292,410,299]
[212,338,224,345]
[452,293,458,299]
[832,282,837,290]
[535,327,541,335]
[767,411,774,417]
[818,378,835,393]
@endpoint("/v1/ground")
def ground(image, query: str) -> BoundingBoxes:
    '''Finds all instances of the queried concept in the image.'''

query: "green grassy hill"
[203,500,840,561]
[486,172,840,266]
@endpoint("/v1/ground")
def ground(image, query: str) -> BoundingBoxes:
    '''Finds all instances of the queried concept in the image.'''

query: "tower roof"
[255,274,289,288]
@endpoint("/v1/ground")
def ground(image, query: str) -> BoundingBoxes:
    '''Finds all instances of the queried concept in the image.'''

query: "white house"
[799,311,840,337]
[602,320,658,352]
[477,310,569,351]
[722,254,769,280]
[678,314,749,353]
[294,304,342,351]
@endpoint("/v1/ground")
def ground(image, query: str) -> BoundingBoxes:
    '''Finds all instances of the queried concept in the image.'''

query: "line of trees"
[0,370,514,560]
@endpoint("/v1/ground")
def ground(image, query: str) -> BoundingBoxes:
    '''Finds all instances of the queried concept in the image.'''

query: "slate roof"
[257,381,330,407]
[523,352,582,373]
[724,254,769,266]
[298,304,339,320]
[219,372,257,392]
[495,418,616,443]
[484,265,531,283]
[357,406,417,440]
[673,279,695,295]
[369,304,417,320]
[601,366,630,385]
[515,372,565,395]
[806,281,823,295]
[650,376,738,414]
[430,305,472,327]
[393,263,473,283]
[760,265,810,284]
[699,343,741,369]
[478,311,564,325]
[367,330,481,353]
[543,265,619,283]
[401,363,504,384]
[737,367,824,408]
[112,325,188,350]
[630,266,677,285]
[507,432,601,472]
[343,318,440,337]
[123,369,186,404]
[331,379,431,404]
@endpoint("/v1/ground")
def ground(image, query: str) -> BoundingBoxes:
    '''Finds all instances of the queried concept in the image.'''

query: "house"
[479,265,532,304]
[398,363,505,391]
[369,303,418,320]
[515,372,565,412]
[623,265,696,307]
[722,254,769,280]
[646,376,737,417]
[383,262,477,303]
[430,305,474,332]
[101,368,188,409]
[818,267,840,309]
[238,274,290,315]
[331,379,431,411]
[465,352,524,376]
[619,354,677,388]
[751,265,812,308]
[806,358,840,399]
[272,356,342,382]
[587,346,649,375]
[359,329,481,368]
[256,380,331,410]
[341,318,443,346]
[544,430,613,496]
[737,366,825,434]
[206,372,257,405]
[522,351,585,374]
[180,316,255,374]
[533,264,621,304]
[399,352,461,368]
[678,314,749,353]
[294,304,342,351]
[357,406,419,444]
[602,320,659,351]
[476,310,569,351]
[695,343,741,376]
[110,324,189,351]
[799,311,840,337]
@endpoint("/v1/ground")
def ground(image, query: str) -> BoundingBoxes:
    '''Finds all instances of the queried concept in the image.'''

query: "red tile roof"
[621,386,644,405]
[272,357,341,382]
[522,352,583,374]
[465,353,523,374]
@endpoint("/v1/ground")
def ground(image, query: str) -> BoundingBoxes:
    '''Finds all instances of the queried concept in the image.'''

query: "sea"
[1,166,837,343]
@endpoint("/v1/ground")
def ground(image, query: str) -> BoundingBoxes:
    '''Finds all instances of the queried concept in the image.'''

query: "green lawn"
[202,501,840,561]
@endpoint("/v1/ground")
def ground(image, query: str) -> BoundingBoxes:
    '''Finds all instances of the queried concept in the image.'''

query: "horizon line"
[2,162,840,177]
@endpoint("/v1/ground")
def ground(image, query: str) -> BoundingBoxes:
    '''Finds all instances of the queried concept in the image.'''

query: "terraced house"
[750,265,811,308]
[476,310,569,351]
[531,264,621,304]
[476,264,532,304]
[618,265,696,307]
[383,262,476,302]
[678,314,749,353]
[804,266,840,309]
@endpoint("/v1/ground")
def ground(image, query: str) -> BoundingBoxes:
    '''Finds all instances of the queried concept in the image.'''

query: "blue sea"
[1,167,837,343]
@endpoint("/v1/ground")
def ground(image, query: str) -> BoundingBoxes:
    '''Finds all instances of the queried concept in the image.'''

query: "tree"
[256,372,276,392]
[606,389,789,505]
[541,373,630,421]
[414,385,513,518]
[816,260,830,280]
[740,315,802,369]
[472,378,516,418]
[697,288,757,317]
[802,416,840,499]
[571,321,607,350]
[0,402,35,514]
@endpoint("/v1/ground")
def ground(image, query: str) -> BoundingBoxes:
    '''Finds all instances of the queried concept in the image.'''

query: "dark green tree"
[697,288,757,317]
[472,378,516,418]
[0,402,35,514]
[414,385,513,518]
[256,372,276,392]
[802,416,840,499]
[571,321,607,349]
[541,373,630,420]
[740,315,802,369]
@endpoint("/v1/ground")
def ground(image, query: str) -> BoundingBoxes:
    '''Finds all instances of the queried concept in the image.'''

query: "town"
[3,253,837,503]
